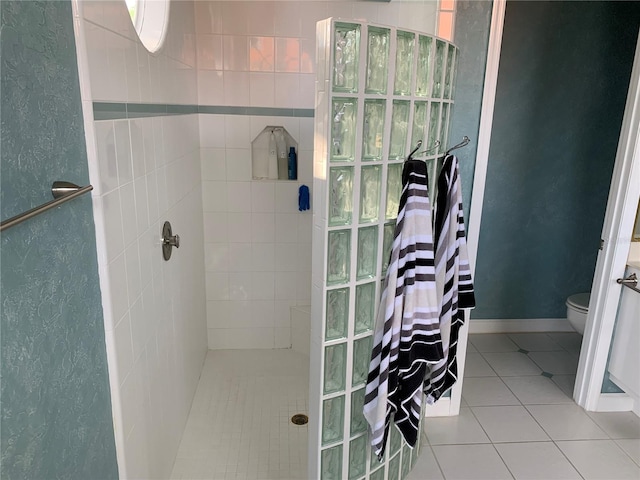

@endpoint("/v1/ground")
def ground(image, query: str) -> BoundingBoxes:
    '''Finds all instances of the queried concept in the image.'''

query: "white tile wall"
[93,114,207,480]
[195,1,439,109]
[73,1,207,479]
[201,114,313,349]
[196,1,438,350]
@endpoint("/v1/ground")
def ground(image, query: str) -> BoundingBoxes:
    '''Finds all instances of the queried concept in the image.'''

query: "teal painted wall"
[1,1,119,478]
[449,0,494,221]
[473,1,640,319]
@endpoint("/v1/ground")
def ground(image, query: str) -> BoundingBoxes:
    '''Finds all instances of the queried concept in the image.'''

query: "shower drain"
[291,414,308,425]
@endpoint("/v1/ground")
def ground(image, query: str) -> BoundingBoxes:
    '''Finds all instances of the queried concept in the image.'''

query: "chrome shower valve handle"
[162,221,180,260]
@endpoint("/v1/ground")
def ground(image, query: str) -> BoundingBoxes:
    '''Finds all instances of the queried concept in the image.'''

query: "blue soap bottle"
[288,147,297,180]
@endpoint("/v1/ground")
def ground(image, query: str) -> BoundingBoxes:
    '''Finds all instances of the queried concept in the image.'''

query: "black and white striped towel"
[363,159,444,459]
[424,154,476,403]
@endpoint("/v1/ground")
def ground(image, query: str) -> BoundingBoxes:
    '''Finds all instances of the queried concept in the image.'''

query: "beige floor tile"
[424,407,490,445]
[432,444,512,479]
[463,352,497,377]
[526,404,608,440]
[551,374,576,398]
[546,332,583,355]
[587,411,640,439]
[528,351,579,375]
[557,439,640,479]
[495,442,581,479]
[462,376,520,407]
[471,405,550,443]
[502,375,573,404]
[469,333,519,353]
[406,445,444,480]
[507,333,564,352]
[482,352,543,376]
[615,439,640,466]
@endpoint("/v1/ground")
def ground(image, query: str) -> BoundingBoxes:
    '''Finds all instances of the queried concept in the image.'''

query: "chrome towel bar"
[0,181,93,232]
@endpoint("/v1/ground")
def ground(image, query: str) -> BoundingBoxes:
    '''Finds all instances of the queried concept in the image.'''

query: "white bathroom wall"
[195,1,439,109]
[80,0,197,104]
[200,114,314,349]
[197,0,439,350]
[72,1,207,478]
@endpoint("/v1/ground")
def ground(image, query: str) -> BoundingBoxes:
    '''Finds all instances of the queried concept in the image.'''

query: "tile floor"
[408,332,640,480]
[171,333,640,479]
[170,349,309,480]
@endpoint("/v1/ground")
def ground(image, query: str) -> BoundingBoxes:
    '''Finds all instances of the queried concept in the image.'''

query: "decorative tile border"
[93,102,315,120]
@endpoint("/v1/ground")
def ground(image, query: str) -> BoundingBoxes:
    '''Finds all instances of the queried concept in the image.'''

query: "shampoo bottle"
[288,147,297,180]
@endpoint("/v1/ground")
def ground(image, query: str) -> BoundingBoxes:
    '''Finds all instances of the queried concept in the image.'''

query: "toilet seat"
[567,292,590,313]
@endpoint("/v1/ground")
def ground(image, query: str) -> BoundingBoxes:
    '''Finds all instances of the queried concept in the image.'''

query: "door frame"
[460,1,640,415]
[425,0,507,417]
[574,34,640,412]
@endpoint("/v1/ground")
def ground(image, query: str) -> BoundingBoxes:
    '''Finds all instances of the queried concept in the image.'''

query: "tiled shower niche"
[311,19,459,480]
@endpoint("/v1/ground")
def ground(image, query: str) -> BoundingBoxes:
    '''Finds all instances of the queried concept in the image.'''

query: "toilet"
[566,292,590,335]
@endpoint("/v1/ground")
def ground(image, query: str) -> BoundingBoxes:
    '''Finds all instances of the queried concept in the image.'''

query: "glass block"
[359,165,381,223]
[427,102,440,152]
[326,288,349,341]
[327,229,351,285]
[333,23,360,93]
[444,43,456,99]
[331,98,357,162]
[365,27,390,94]
[350,388,367,436]
[388,453,401,480]
[450,47,459,99]
[432,40,446,99]
[412,101,428,152]
[381,222,395,275]
[322,396,345,445]
[415,35,432,97]
[385,163,403,219]
[352,335,373,387]
[416,423,424,457]
[439,103,450,154]
[329,167,354,226]
[426,158,437,199]
[394,31,415,95]
[354,282,375,335]
[401,444,411,478]
[348,435,368,479]
[356,226,378,280]
[389,424,402,455]
[362,100,386,161]
[324,343,347,394]
[321,444,344,480]
[370,466,385,480]
[389,101,410,160]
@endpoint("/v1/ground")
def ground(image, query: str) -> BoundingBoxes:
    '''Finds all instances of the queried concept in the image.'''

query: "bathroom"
[1,0,639,479]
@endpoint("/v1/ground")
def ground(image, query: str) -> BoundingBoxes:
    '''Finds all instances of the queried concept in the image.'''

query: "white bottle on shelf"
[268,131,278,179]
[275,128,288,180]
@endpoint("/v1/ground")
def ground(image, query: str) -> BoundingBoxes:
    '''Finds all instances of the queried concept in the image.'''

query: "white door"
[575,34,640,412]
[607,263,640,415]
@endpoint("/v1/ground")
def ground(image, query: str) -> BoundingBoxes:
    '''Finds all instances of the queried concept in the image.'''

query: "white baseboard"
[595,393,634,412]
[423,397,452,417]
[469,318,575,334]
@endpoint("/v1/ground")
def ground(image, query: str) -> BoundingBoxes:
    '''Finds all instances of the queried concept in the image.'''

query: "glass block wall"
[311,19,459,480]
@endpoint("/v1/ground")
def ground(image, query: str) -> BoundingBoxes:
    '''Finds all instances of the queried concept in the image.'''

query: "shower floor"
[170,349,309,480]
